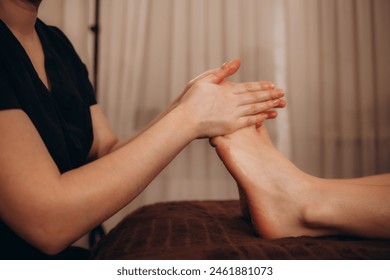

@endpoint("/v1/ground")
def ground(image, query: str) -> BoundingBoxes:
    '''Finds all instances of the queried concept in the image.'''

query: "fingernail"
[221,62,230,70]
[269,111,277,118]
[222,59,237,67]
[277,90,284,97]
[273,99,281,105]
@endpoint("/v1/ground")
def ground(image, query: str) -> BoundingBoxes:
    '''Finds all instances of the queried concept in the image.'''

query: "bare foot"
[211,125,333,238]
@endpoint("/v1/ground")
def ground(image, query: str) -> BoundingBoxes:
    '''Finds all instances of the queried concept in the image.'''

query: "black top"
[0,18,96,259]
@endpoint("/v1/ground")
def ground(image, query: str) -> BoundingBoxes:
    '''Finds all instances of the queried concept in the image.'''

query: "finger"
[266,110,278,119]
[277,99,287,108]
[239,99,281,116]
[237,113,268,129]
[233,81,275,94]
[209,136,223,147]
[188,68,219,85]
[238,89,284,105]
[200,58,241,84]
[255,122,263,129]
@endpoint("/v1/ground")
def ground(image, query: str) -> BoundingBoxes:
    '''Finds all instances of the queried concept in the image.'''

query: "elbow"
[37,239,69,256]
[28,224,76,256]
[3,197,82,256]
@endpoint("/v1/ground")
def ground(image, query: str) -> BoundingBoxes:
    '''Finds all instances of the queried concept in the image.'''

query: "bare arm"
[0,107,192,255]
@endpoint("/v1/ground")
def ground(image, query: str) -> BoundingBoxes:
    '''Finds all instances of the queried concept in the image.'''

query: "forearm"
[109,100,180,152]
[87,96,182,159]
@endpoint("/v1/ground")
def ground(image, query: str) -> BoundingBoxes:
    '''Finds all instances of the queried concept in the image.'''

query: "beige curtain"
[39,0,390,242]
[285,0,390,178]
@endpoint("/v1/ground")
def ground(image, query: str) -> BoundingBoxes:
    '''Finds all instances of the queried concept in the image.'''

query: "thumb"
[201,58,241,84]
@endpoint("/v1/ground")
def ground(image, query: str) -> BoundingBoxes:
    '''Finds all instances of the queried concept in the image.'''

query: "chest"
[19,35,51,92]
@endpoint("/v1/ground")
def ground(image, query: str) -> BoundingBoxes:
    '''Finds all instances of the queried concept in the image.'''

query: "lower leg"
[306,178,390,238]
[331,174,390,186]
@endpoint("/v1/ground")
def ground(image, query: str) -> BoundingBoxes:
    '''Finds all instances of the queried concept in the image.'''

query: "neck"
[0,0,40,37]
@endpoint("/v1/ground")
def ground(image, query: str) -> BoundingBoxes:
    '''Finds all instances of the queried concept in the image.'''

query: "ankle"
[301,177,334,229]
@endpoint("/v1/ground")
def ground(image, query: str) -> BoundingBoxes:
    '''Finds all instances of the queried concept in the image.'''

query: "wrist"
[170,103,199,140]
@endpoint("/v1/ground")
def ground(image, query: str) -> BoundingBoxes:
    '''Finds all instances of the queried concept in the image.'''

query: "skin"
[0,0,284,254]
[211,125,390,239]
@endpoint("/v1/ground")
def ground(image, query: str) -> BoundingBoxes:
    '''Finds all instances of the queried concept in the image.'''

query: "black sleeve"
[48,25,97,106]
[77,61,97,106]
[0,66,20,111]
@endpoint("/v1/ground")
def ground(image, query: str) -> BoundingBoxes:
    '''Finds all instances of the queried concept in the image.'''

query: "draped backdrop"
[39,0,389,236]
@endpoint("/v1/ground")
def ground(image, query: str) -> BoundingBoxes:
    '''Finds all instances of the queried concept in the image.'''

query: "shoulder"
[36,18,91,74]
[36,19,96,105]
[36,19,76,52]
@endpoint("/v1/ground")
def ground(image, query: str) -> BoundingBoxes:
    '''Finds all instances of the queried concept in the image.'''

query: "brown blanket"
[91,200,390,259]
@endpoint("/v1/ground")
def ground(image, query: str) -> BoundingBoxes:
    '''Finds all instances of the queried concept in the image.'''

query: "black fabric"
[0,18,96,259]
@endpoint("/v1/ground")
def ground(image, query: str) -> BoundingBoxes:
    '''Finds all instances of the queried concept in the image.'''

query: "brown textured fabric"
[91,200,390,260]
